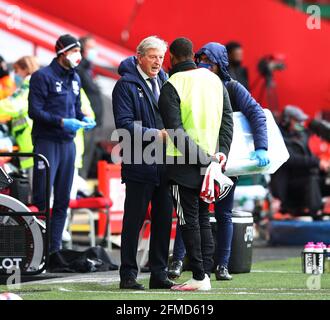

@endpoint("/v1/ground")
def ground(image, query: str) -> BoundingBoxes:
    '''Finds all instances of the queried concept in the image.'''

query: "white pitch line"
[23,271,299,286]
[23,271,304,286]
[251,270,300,273]
[39,278,120,284]
[22,275,148,286]
[53,287,330,296]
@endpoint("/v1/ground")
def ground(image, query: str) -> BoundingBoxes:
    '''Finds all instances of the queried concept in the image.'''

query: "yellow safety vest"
[166,68,224,157]
[74,89,95,169]
[0,80,33,169]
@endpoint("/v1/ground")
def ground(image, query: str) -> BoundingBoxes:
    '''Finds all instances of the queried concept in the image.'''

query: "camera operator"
[270,105,330,220]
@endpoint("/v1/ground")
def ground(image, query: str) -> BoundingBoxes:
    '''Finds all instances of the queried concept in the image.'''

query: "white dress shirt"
[137,64,160,96]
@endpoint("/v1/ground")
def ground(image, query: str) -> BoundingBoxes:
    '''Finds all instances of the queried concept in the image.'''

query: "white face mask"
[66,51,82,68]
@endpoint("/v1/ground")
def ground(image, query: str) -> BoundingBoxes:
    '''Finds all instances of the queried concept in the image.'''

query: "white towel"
[200,156,234,203]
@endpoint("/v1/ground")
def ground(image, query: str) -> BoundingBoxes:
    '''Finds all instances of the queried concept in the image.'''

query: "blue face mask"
[14,74,23,87]
[294,122,305,132]
[86,48,98,62]
[198,62,213,70]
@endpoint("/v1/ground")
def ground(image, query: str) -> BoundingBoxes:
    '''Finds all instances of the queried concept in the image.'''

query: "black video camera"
[258,55,286,80]
[309,119,330,143]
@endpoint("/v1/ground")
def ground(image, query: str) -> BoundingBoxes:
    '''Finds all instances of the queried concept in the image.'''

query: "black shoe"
[149,276,176,289]
[215,265,233,281]
[168,260,183,279]
[140,266,150,273]
[140,261,150,273]
[119,278,145,290]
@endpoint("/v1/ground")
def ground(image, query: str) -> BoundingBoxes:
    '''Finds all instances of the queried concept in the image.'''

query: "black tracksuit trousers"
[171,184,214,280]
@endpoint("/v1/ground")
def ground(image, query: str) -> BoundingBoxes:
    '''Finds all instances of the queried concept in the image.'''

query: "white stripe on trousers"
[172,185,186,225]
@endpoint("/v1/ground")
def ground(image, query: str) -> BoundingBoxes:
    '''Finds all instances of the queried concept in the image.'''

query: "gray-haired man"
[112,36,174,290]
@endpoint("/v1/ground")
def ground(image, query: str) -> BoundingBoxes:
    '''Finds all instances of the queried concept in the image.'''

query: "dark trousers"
[214,181,237,267]
[32,138,75,253]
[171,184,214,280]
[172,224,186,261]
[120,177,173,281]
[173,179,237,268]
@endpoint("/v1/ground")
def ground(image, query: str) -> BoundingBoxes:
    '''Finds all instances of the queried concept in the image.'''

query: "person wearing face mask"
[76,35,104,179]
[0,56,39,170]
[168,42,269,282]
[270,105,330,220]
[0,55,16,100]
[225,42,249,91]
[28,34,96,253]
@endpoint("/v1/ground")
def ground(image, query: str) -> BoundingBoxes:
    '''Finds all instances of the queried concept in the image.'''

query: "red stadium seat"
[69,197,113,250]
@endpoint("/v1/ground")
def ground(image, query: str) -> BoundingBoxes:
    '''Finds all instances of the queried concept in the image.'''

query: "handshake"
[62,117,96,133]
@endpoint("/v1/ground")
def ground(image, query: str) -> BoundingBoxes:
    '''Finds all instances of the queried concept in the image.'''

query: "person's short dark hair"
[225,41,242,54]
[79,34,94,54]
[169,37,194,60]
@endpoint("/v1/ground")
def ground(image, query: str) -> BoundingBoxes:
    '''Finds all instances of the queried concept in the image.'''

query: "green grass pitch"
[1,258,330,300]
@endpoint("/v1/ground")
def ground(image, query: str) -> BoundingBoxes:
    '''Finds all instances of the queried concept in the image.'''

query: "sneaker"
[168,260,183,279]
[215,265,232,281]
[171,274,211,291]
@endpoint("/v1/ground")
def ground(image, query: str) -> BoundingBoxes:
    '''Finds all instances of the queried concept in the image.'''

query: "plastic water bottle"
[314,243,324,274]
[316,242,326,250]
[324,245,330,273]
[316,242,327,258]
[303,242,315,274]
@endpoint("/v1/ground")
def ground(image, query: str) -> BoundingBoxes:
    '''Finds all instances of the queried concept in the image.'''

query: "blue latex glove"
[63,118,85,133]
[250,149,270,167]
[82,116,96,131]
